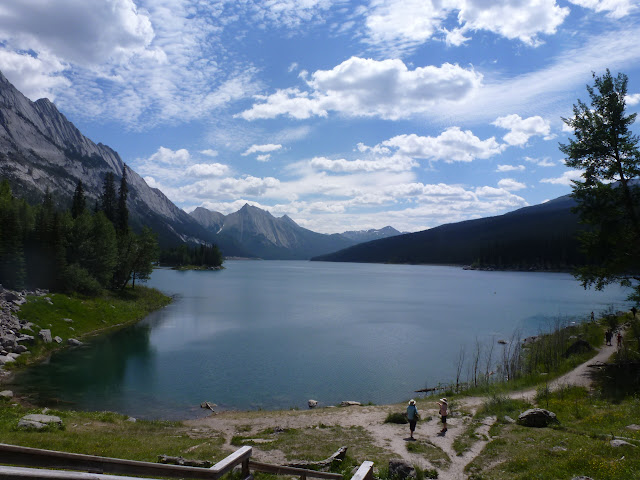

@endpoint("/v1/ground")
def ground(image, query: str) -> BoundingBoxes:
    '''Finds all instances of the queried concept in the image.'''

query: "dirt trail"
[186,341,618,480]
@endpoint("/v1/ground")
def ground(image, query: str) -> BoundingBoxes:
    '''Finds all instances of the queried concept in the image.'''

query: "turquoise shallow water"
[10,261,632,419]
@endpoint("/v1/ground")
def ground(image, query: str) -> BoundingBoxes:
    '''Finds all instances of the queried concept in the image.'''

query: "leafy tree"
[560,69,640,302]
[71,180,86,219]
[131,226,158,288]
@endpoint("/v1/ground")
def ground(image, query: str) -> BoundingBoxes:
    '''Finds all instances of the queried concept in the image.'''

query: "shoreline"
[0,286,171,385]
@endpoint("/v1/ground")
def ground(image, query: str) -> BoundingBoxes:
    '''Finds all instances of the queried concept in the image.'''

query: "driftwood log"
[157,454,213,468]
[200,401,217,412]
[286,446,348,470]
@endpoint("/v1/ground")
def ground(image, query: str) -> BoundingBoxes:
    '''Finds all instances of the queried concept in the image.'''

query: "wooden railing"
[0,442,374,480]
[0,443,251,480]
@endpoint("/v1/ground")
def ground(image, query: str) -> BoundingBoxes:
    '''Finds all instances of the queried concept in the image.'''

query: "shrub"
[384,412,407,424]
[61,264,102,296]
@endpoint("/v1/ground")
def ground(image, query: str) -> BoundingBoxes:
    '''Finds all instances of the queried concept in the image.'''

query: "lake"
[11,261,632,419]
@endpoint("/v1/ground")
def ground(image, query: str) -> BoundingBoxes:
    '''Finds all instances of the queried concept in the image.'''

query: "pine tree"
[71,180,86,219]
[117,165,129,234]
[101,172,117,224]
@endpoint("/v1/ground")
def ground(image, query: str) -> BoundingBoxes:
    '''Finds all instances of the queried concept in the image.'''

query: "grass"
[0,397,226,463]
[465,387,640,480]
[406,439,451,468]
[10,286,171,367]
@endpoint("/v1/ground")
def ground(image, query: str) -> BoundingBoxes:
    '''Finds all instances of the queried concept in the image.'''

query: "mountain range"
[189,204,401,259]
[0,70,400,260]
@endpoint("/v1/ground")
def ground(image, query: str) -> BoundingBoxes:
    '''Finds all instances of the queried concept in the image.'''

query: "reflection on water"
[10,262,632,419]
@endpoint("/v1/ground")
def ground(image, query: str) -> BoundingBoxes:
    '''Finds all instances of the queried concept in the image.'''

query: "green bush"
[61,264,102,296]
[384,412,407,424]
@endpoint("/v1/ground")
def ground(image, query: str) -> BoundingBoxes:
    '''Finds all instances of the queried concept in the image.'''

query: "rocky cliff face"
[0,71,217,248]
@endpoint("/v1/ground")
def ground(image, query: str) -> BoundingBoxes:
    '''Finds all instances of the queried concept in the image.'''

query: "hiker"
[605,329,612,346]
[437,398,448,433]
[632,306,637,319]
[406,399,419,440]
[617,331,623,349]
[590,311,594,322]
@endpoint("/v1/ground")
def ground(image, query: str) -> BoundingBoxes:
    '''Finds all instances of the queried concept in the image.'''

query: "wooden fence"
[0,443,374,480]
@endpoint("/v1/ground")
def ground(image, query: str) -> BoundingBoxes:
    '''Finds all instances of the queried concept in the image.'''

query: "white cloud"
[242,144,283,155]
[538,158,556,167]
[256,154,271,162]
[238,57,483,121]
[540,170,584,185]
[0,0,260,127]
[147,146,191,165]
[568,0,638,18]
[310,155,417,173]
[200,149,219,157]
[185,163,230,177]
[627,93,640,106]
[0,0,154,66]
[380,128,504,163]
[455,0,569,47]
[492,114,553,146]
[362,0,569,56]
[498,178,527,191]
[0,49,70,100]
[496,164,525,172]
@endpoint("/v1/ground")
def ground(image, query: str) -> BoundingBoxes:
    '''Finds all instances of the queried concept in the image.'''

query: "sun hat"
[439,398,447,404]
[409,399,416,405]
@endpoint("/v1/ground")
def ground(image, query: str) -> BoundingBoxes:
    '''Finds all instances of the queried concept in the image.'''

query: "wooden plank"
[351,461,374,480]
[0,443,238,479]
[210,445,252,475]
[249,460,342,480]
[0,465,164,480]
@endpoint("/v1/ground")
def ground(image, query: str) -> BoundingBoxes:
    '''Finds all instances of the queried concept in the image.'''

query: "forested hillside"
[312,194,585,269]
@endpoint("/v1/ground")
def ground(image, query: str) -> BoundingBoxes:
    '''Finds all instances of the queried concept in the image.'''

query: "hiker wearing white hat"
[406,399,419,440]
[437,398,448,433]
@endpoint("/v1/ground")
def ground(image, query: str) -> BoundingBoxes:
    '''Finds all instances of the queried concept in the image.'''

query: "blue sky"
[1,0,640,233]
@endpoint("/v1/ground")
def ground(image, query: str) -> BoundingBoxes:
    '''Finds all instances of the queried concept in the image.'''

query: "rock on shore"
[0,285,50,377]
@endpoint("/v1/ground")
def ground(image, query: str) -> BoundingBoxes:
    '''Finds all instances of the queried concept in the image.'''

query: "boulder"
[626,424,640,431]
[67,338,83,346]
[0,390,13,398]
[308,399,318,409]
[610,439,636,448]
[38,329,52,343]
[14,344,27,354]
[517,408,559,428]
[388,459,416,480]
[339,401,361,407]
[0,355,15,365]
[17,334,35,344]
[18,414,63,430]
[63,318,73,323]
[503,415,516,424]
[53,336,62,344]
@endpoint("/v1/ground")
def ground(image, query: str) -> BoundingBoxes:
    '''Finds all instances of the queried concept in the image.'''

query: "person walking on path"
[632,306,637,319]
[437,398,448,434]
[617,331,623,349]
[605,329,613,346]
[406,399,419,440]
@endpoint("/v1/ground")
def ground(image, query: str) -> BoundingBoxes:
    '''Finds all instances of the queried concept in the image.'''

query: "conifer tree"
[117,165,129,234]
[71,180,86,219]
[101,172,117,224]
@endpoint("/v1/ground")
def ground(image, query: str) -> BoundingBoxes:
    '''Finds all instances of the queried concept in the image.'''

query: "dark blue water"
[11,261,631,419]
